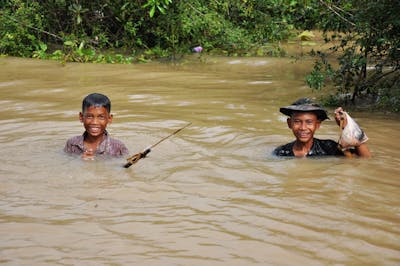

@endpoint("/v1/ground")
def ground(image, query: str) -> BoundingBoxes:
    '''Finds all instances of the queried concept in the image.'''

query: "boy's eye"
[293,119,314,125]
[84,114,106,120]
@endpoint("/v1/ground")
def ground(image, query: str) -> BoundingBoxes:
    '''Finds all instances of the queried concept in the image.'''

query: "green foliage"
[68,4,88,26]
[2,0,398,111]
[306,50,335,90]
[307,0,400,111]
[1,0,319,60]
[143,0,172,17]
[0,0,45,57]
[306,63,329,91]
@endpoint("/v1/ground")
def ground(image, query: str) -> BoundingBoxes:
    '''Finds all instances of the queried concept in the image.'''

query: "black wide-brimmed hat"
[279,98,329,121]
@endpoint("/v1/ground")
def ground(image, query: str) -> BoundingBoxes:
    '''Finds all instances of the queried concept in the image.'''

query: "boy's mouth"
[298,131,310,139]
[88,127,101,134]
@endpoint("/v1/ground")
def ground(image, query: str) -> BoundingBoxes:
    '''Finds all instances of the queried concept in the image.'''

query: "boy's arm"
[121,144,129,156]
[64,139,71,153]
[355,143,372,158]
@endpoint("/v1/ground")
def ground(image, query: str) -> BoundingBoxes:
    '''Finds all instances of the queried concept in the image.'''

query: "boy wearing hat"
[64,93,129,159]
[274,98,371,157]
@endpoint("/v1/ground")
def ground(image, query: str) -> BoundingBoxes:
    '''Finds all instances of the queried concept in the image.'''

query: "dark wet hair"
[82,93,111,113]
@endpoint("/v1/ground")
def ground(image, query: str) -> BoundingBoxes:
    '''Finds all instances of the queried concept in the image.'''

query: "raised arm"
[354,142,371,158]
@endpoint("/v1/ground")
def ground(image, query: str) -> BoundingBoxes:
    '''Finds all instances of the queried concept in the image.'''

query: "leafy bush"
[0,0,45,57]
[1,0,317,59]
[306,0,400,111]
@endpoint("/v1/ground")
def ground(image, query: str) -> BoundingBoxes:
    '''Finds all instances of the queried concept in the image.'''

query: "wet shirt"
[273,138,344,157]
[64,131,129,157]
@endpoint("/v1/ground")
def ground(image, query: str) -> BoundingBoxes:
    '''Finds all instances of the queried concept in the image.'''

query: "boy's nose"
[91,117,101,123]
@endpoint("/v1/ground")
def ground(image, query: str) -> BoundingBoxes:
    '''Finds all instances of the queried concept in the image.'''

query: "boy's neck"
[293,139,314,157]
[84,132,105,147]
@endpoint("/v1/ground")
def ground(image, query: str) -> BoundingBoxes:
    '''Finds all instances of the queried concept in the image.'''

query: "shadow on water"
[1,56,400,265]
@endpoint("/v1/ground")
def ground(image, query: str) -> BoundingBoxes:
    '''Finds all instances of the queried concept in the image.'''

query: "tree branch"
[319,0,356,28]
[2,13,64,41]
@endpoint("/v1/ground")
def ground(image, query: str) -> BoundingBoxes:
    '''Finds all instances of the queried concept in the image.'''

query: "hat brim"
[280,106,329,121]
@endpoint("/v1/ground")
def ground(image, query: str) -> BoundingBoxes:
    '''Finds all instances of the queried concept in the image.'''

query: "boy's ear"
[287,118,292,129]
[79,112,83,123]
[108,114,113,123]
[315,120,321,129]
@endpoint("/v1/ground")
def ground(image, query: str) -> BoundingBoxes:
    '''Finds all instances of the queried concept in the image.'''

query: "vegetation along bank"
[1,0,399,112]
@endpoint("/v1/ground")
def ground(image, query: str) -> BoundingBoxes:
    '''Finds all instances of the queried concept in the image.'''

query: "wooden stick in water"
[124,122,192,168]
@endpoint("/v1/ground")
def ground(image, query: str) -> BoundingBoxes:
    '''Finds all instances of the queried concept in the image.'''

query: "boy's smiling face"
[287,112,321,144]
[79,106,113,138]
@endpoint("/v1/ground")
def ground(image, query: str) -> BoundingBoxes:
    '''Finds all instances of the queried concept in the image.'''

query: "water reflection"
[0,56,399,265]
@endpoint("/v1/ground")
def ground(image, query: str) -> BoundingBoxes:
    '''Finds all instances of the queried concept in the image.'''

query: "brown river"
[1,56,399,265]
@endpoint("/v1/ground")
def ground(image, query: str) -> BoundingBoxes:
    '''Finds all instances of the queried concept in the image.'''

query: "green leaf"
[78,41,85,50]
[157,5,166,14]
[39,42,47,51]
[64,41,75,46]
[149,6,155,17]
[77,15,82,25]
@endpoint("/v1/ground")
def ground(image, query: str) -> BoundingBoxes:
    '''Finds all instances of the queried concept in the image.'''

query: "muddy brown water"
[1,56,399,265]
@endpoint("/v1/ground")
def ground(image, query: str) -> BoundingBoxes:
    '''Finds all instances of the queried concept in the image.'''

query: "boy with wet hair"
[273,98,371,158]
[64,93,129,159]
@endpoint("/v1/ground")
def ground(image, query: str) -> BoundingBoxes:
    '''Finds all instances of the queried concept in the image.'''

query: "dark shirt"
[273,138,344,157]
[64,131,129,157]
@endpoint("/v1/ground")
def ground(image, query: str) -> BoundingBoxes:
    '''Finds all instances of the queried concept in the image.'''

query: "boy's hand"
[334,107,347,129]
